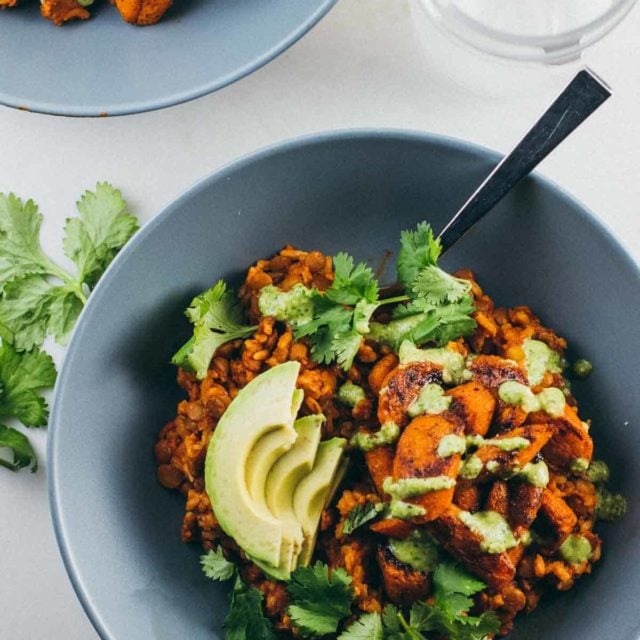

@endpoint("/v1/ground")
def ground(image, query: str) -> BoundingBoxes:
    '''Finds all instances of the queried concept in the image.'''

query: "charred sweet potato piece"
[0,0,20,7]
[495,402,529,430]
[486,480,509,518]
[468,355,527,391]
[368,353,399,396]
[378,362,443,428]
[537,405,593,469]
[474,423,554,478]
[391,415,462,522]
[41,0,90,25]
[509,482,543,530]
[376,546,431,604]
[369,518,415,539]
[114,0,173,25]
[446,382,496,436]
[365,444,395,496]
[428,505,516,588]
[454,479,482,512]
[536,489,578,547]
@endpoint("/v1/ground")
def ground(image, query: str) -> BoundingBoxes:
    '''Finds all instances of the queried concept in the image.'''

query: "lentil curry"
[155,232,624,639]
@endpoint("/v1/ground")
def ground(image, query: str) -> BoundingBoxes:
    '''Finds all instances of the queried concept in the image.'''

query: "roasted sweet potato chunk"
[369,518,415,539]
[378,362,443,428]
[486,480,509,518]
[538,405,594,468]
[446,382,496,436]
[467,355,527,391]
[114,0,173,25]
[509,482,543,530]
[376,546,431,604]
[391,415,462,522]
[474,423,554,478]
[368,353,399,396]
[365,444,395,496]
[41,0,90,25]
[453,479,482,512]
[536,489,578,547]
[428,505,516,588]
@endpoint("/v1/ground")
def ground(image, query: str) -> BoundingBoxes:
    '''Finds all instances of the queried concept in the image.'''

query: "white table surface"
[1,1,639,638]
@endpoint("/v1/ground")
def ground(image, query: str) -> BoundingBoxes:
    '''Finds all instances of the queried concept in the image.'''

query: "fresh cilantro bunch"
[287,561,355,637]
[0,183,138,350]
[257,222,476,371]
[295,254,406,370]
[200,547,277,640]
[171,280,257,380]
[339,561,499,640]
[0,184,138,474]
[368,223,477,350]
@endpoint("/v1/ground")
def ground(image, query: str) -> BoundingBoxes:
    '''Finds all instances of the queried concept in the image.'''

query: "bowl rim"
[0,0,337,118]
[47,128,640,639]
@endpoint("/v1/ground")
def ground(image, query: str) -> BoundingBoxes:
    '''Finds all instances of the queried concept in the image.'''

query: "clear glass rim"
[421,0,638,63]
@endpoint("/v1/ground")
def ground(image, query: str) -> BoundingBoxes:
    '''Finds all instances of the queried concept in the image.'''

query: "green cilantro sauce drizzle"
[389,531,439,572]
[559,534,592,565]
[337,381,367,407]
[257,284,314,326]
[458,510,518,554]
[523,339,563,386]
[350,423,400,452]
[498,381,566,418]
[408,383,452,417]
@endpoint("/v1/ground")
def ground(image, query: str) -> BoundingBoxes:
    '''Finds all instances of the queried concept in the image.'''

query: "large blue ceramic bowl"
[49,131,640,639]
[0,0,336,116]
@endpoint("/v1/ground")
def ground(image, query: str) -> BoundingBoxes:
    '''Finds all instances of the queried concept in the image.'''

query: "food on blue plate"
[155,223,626,638]
[0,0,172,26]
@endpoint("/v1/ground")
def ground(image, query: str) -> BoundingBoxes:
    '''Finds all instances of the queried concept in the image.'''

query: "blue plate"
[49,130,640,639]
[0,0,336,116]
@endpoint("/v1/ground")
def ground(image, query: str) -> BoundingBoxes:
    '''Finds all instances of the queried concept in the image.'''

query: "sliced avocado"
[293,438,348,566]
[259,414,325,578]
[246,388,304,514]
[205,362,302,569]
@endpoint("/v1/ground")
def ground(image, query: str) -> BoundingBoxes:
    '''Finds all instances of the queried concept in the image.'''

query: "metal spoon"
[438,68,611,252]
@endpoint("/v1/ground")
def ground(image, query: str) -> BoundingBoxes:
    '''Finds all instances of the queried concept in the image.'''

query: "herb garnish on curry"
[155,222,626,639]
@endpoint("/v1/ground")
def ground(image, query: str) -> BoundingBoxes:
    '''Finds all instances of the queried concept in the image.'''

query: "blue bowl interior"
[49,131,640,640]
[0,0,335,116]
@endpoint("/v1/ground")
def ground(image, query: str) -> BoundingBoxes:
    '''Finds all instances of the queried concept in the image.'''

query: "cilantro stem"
[43,258,88,305]
[397,611,425,640]
[378,294,410,306]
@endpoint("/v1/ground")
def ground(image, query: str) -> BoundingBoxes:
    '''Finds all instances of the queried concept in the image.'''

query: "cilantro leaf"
[397,222,442,290]
[338,612,384,639]
[0,424,38,472]
[0,342,56,427]
[411,266,472,305]
[342,501,385,535]
[200,547,236,581]
[0,194,51,290]
[432,561,486,597]
[0,183,139,351]
[328,253,378,305]
[172,280,257,379]
[63,182,139,289]
[225,575,277,640]
[287,562,354,637]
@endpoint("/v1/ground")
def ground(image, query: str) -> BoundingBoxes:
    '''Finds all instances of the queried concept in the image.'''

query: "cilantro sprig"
[339,561,500,640]
[0,183,138,350]
[0,184,139,473]
[257,222,476,371]
[287,561,355,637]
[172,280,257,380]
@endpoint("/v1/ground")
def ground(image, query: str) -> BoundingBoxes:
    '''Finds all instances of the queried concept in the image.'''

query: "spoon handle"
[438,68,611,252]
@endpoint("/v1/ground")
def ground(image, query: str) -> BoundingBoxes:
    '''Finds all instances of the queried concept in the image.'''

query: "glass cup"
[420,0,638,63]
